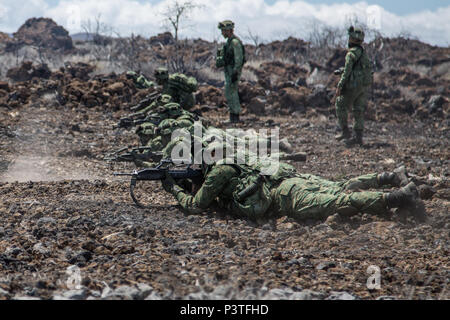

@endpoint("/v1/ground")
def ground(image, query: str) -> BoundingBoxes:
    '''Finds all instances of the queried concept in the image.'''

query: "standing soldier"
[335,26,373,146]
[216,20,246,124]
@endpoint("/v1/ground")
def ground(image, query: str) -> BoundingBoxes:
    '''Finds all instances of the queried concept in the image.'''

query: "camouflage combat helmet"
[154,67,169,80]
[160,94,173,104]
[218,20,235,30]
[126,71,138,79]
[156,102,183,118]
[348,26,365,44]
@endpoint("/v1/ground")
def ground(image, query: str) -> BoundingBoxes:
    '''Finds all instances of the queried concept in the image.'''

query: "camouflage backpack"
[215,160,298,220]
[223,35,246,68]
[168,73,198,93]
[349,47,373,88]
[156,102,184,119]
[135,122,158,145]
[157,117,195,137]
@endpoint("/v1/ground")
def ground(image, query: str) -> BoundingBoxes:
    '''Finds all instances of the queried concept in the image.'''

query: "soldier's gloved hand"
[126,71,138,80]
[161,171,184,195]
[161,171,176,193]
[231,71,239,83]
[334,67,344,75]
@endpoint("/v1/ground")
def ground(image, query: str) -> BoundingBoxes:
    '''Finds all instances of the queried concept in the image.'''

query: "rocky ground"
[0,17,448,301]
[0,98,448,300]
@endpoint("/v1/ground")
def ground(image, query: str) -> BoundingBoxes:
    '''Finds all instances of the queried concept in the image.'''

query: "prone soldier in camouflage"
[216,20,246,123]
[133,103,205,168]
[161,149,421,222]
[128,68,197,110]
[335,26,373,146]
[136,101,199,146]
[155,67,198,110]
[126,71,155,89]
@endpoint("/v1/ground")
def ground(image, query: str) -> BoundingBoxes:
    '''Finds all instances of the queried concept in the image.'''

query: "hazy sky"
[40,0,449,14]
[1,0,449,46]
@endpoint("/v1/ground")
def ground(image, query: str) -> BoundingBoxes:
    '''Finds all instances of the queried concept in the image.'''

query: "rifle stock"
[115,114,161,129]
[130,92,161,112]
[104,148,163,163]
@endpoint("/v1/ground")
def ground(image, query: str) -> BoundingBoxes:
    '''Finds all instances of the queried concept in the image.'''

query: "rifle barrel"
[113,172,136,176]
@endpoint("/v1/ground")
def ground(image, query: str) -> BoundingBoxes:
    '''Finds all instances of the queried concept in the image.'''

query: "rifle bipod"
[130,176,144,208]
[114,162,204,208]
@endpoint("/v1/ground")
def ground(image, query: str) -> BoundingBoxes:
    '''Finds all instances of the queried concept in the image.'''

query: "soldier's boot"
[133,159,155,168]
[335,126,351,141]
[378,166,409,187]
[225,113,234,124]
[279,138,293,153]
[280,152,307,162]
[393,166,409,186]
[345,130,363,146]
[227,113,241,124]
[384,182,419,209]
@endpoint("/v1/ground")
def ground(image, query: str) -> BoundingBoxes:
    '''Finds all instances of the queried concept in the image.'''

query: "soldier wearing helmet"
[216,20,246,124]
[155,67,197,110]
[126,70,155,89]
[334,26,373,146]
[154,67,169,87]
[127,67,197,110]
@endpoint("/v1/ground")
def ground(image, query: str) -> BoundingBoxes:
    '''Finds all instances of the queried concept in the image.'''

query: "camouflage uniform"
[155,68,197,110]
[126,71,155,89]
[166,73,197,110]
[137,94,173,118]
[271,173,386,220]
[128,68,197,110]
[133,112,203,168]
[135,100,183,145]
[165,160,392,221]
[217,20,245,123]
[201,128,304,162]
[145,115,197,152]
[335,27,373,145]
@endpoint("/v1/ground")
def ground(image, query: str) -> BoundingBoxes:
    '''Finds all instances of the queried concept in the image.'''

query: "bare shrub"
[241,69,258,83]
[398,85,421,102]
[196,66,222,84]
[161,0,203,73]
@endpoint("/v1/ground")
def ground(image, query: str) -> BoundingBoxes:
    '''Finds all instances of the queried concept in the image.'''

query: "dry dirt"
[0,98,448,300]
[0,18,448,300]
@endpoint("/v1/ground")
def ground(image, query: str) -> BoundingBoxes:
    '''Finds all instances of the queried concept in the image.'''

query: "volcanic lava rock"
[6,62,52,82]
[149,32,174,46]
[12,17,73,51]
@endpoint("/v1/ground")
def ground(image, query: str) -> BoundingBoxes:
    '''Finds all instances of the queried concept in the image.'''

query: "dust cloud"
[0,156,95,182]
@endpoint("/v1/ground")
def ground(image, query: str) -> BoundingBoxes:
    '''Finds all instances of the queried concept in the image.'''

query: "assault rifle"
[334,67,345,75]
[115,114,162,129]
[130,91,161,112]
[104,146,163,163]
[114,160,203,207]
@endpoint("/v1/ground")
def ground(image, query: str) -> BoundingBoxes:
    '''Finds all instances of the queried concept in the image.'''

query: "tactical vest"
[155,102,183,119]
[168,73,198,93]
[158,116,195,137]
[214,160,298,220]
[135,122,158,146]
[223,35,246,68]
[349,46,373,88]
